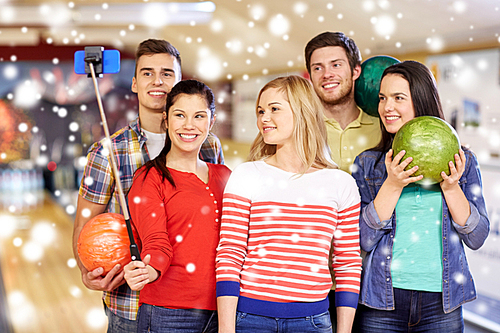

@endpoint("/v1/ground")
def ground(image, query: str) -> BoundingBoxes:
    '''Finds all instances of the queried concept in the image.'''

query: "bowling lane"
[0,190,106,333]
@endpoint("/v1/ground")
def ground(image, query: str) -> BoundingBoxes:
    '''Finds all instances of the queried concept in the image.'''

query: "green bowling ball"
[392,116,461,185]
[355,55,400,117]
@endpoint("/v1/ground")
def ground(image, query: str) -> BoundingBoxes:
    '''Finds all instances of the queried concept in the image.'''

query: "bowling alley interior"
[1,0,500,332]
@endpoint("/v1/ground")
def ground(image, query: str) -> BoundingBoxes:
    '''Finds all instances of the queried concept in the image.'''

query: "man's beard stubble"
[321,84,354,108]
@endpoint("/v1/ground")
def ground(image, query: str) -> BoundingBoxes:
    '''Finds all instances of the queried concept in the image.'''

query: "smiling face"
[131,53,179,114]
[256,88,295,148]
[167,94,213,155]
[309,46,360,106]
[378,74,415,134]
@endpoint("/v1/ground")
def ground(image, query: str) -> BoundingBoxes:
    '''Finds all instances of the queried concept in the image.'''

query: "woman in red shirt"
[124,79,231,333]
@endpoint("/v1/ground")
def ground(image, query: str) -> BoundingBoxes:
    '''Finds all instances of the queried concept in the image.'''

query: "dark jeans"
[137,303,218,333]
[353,288,464,332]
[104,302,137,333]
[235,311,332,333]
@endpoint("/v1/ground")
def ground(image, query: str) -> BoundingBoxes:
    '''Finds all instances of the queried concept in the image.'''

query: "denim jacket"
[352,147,489,314]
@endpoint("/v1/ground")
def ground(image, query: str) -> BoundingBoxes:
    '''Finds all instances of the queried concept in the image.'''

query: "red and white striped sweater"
[216,161,361,318]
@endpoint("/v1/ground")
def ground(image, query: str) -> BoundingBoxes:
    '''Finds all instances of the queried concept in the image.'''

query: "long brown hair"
[248,75,336,174]
[373,60,445,154]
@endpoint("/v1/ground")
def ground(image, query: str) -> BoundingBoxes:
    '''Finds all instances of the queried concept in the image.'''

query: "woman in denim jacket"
[351,61,489,332]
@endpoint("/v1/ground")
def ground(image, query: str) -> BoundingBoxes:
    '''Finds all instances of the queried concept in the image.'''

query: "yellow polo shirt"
[325,107,382,174]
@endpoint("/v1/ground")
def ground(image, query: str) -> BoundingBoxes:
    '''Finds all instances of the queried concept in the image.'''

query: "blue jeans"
[235,311,332,333]
[137,303,218,333]
[354,288,464,332]
[104,302,137,333]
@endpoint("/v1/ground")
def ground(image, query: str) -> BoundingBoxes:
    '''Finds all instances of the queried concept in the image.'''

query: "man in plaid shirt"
[72,39,224,332]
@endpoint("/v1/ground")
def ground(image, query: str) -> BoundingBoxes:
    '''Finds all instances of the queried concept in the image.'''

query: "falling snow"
[290,233,300,243]
[0,1,499,331]
[186,263,196,273]
[268,14,290,37]
[86,308,107,329]
[310,264,320,273]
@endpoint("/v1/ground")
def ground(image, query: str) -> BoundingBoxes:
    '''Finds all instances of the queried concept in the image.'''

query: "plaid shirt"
[79,117,224,320]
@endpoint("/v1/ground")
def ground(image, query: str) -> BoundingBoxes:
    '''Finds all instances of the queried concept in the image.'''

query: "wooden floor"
[0,140,251,333]
[0,191,106,333]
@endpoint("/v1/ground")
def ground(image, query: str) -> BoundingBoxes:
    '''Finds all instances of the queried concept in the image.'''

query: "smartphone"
[74,48,120,75]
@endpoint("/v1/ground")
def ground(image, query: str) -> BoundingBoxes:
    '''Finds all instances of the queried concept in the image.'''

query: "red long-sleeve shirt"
[128,163,231,310]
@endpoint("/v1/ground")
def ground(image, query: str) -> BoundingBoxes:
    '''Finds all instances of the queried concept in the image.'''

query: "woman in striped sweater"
[215,75,362,333]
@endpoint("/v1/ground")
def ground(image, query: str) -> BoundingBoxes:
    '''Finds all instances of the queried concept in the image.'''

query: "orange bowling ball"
[77,213,132,275]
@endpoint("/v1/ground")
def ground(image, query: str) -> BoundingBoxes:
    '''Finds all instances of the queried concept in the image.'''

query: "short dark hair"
[374,60,445,153]
[136,80,215,187]
[305,31,361,75]
[134,39,182,78]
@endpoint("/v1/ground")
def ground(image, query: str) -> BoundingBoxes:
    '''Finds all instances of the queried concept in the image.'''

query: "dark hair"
[136,80,215,187]
[373,60,445,154]
[305,31,361,75]
[134,39,182,78]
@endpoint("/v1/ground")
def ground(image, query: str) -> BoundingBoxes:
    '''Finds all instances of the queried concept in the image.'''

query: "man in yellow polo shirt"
[305,31,381,331]
[305,31,381,174]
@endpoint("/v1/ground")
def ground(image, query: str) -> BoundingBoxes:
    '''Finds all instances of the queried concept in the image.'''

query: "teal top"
[392,184,443,292]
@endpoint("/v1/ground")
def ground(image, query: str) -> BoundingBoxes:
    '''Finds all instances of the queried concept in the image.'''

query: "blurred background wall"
[0,1,499,332]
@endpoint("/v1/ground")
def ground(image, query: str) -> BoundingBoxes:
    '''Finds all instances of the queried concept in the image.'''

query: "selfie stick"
[84,56,141,262]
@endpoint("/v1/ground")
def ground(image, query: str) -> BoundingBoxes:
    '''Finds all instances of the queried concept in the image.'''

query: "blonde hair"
[248,75,337,174]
